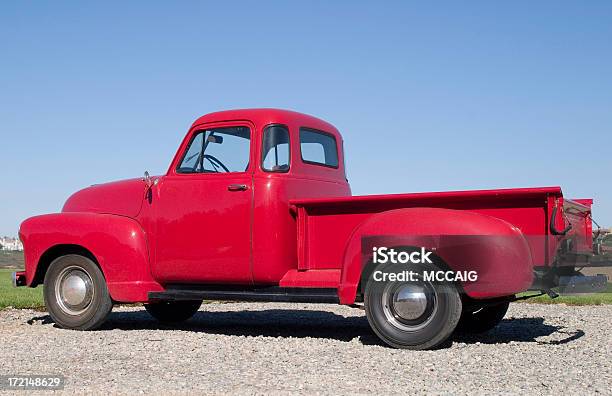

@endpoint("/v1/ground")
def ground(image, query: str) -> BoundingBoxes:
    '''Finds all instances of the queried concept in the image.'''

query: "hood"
[62,177,149,218]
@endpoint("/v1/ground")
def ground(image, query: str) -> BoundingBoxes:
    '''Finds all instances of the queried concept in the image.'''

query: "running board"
[148,286,339,304]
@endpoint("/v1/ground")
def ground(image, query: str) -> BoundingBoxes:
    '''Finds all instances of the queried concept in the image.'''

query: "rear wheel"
[364,259,462,350]
[144,301,202,323]
[456,301,510,334]
[44,254,113,330]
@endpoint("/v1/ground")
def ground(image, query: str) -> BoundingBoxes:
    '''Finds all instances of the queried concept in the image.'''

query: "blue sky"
[1,1,611,236]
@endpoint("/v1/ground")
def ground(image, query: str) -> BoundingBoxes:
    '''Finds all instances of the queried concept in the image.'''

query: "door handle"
[227,184,249,192]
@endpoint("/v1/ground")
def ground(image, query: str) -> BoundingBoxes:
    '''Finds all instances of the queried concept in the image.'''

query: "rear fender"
[338,208,533,304]
[19,212,163,302]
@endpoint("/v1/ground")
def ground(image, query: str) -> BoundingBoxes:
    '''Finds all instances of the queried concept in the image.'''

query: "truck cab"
[143,109,350,285]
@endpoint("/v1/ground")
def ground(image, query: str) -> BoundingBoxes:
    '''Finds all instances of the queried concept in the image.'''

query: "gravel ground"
[0,303,610,395]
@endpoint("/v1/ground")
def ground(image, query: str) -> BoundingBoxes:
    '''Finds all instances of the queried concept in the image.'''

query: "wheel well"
[32,244,100,287]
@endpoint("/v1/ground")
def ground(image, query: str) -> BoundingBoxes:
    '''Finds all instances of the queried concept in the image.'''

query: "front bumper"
[12,271,26,287]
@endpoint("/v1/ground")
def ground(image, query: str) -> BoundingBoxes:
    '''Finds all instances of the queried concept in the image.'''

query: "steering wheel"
[203,154,230,173]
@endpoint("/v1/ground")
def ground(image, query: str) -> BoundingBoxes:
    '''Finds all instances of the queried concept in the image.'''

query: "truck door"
[151,123,253,284]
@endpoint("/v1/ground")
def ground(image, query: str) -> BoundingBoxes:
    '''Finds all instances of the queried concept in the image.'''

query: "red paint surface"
[19,109,593,304]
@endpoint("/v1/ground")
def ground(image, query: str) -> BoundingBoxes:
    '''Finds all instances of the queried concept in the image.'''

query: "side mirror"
[143,171,153,188]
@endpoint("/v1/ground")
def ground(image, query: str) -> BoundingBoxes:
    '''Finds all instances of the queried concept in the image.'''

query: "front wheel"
[144,301,202,323]
[364,259,462,350]
[44,254,113,330]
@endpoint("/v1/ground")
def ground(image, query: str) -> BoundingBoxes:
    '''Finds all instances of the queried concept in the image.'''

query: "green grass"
[518,283,612,306]
[0,269,44,310]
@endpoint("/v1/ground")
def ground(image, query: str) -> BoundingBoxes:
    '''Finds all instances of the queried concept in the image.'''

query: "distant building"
[0,237,23,251]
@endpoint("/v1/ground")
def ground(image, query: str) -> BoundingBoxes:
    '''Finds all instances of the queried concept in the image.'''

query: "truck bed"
[288,186,591,284]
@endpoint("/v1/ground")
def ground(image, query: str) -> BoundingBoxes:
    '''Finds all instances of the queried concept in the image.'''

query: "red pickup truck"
[14,109,604,349]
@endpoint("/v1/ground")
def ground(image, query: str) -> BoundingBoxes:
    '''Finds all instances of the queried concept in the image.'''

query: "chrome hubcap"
[382,281,437,331]
[392,284,428,320]
[55,266,94,315]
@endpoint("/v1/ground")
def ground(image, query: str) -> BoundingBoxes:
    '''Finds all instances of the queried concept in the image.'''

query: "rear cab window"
[262,125,290,172]
[299,128,339,168]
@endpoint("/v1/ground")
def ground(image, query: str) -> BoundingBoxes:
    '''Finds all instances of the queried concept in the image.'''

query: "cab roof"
[191,108,340,137]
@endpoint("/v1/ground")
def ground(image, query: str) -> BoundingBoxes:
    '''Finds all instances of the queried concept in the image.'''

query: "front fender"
[19,212,163,302]
[338,208,533,304]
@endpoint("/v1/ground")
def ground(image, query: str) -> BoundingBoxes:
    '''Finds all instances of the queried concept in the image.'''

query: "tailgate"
[560,198,593,257]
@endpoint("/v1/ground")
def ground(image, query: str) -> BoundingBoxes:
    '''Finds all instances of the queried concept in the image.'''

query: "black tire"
[144,301,202,323]
[456,301,510,334]
[43,254,113,330]
[364,258,462,350]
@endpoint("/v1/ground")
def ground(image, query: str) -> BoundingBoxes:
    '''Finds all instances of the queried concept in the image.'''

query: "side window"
[299,128,339,168]
[262,125,290,172]
[177,126,251,173]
